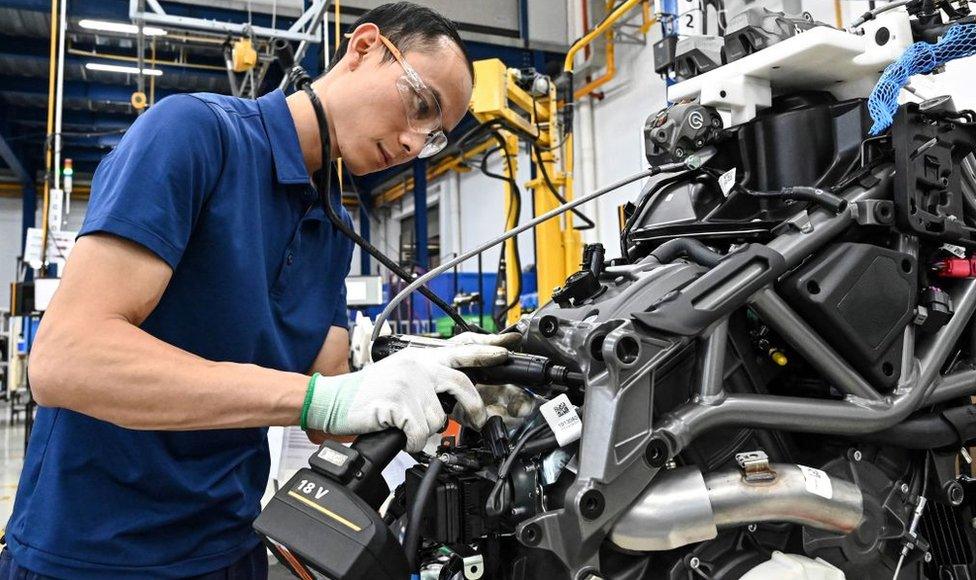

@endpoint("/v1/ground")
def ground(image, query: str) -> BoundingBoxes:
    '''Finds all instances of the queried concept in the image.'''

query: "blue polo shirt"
[6,90,353,578]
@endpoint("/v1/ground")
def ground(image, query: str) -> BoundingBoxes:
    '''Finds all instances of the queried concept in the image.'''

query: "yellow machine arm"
[469,59,582,326]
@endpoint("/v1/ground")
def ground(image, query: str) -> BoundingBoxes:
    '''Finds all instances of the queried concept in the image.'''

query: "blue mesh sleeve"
[867,24,976,135]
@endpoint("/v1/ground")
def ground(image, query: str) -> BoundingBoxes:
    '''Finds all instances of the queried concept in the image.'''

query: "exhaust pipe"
[610,461,863,552]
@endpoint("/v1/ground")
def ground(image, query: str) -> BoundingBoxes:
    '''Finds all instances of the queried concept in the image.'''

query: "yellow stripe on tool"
[286,490,362,532]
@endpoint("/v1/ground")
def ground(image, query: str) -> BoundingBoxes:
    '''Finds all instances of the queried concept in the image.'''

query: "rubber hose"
[651,238,724,267]
[856,414,960,449]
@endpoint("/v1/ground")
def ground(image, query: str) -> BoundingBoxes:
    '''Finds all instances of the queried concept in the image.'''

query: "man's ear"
[344,23,381,72]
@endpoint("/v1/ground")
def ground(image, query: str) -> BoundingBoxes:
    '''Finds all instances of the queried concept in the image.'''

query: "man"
[2,3,512,578]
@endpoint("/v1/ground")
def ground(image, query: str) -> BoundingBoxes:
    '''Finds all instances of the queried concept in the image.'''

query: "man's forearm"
[30,317,309,430]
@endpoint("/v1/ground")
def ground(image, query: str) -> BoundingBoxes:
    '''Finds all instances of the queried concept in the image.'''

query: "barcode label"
[540,394,582,447]
[798,465,833,499]
[718,167,736,197]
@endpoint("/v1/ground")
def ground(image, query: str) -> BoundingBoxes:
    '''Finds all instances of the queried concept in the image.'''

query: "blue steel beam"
[0,130,29,184]
[0,74,180,103]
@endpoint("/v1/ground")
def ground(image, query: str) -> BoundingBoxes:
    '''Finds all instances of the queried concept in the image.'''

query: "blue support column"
[21,157,37,283]
[300,0,323,75]
[412,159,429,270]
[0,130,29,185]
[662,0,679,87]
[22,178,36,253]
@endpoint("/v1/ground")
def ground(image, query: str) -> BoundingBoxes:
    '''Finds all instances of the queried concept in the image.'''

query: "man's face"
[327,27,473,176]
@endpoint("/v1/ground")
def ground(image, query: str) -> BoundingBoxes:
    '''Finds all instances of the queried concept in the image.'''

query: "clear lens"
[395,74,441,133]
[418,131,448,159]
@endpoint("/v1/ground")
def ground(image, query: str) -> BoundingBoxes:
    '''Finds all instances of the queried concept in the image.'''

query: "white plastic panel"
[669,11,914,125]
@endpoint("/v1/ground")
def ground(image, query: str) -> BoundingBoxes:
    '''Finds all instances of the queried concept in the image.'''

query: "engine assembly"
[256,3,976,579]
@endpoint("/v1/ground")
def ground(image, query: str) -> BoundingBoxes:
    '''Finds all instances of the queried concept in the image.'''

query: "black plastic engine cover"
[405,464,499,545]
[254,467,409,580]
[892,97,976,246]
[780,243,917,390]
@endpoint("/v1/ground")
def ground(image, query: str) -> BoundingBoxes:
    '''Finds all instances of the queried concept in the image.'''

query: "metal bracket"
[735,450,776,482]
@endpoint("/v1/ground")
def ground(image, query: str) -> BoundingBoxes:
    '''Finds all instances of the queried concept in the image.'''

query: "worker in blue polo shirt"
[1,3,514,579]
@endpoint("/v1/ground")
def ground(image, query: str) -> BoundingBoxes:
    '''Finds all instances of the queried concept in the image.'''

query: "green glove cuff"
[303,372,360,433]
[299,373,320,431]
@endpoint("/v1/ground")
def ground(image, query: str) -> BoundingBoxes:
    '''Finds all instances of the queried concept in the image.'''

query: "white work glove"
[304,343,510,452]
[447,332,534,427]
[447,331,521,348]
[463,383,539,429]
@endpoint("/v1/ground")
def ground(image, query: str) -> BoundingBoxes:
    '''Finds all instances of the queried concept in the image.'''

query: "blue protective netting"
[867,24,976,135]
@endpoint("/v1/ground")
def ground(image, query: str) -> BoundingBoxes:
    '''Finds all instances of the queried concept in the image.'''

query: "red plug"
[934,257,976,278]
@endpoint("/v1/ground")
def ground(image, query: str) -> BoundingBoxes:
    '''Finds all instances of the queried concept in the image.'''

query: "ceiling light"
[78,19,167,36]
[85,62,164,76]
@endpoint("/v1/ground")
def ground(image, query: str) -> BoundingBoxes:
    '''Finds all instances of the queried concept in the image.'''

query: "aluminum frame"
[513,161,976,579]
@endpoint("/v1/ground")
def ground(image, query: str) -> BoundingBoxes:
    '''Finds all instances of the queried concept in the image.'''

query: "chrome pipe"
[610,464,863,552]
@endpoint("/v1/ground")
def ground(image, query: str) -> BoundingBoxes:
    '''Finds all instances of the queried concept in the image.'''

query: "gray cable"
[849,0,914,30]
[371,149,716,341]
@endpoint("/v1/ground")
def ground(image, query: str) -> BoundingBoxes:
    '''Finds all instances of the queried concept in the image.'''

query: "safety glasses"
[374,33,449,159]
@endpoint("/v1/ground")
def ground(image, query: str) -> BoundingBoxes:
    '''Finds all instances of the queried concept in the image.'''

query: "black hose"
[744,185,848,214]
[858,416,959,449]
[481,132,524,328]
[403,457,443,572]
[858,405,976,449]
[275,41,474,332]
[519,433,561,456]
[650,238,724,267]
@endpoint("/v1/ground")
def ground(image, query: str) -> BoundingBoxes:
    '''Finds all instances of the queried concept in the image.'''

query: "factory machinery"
[256,2,976,578]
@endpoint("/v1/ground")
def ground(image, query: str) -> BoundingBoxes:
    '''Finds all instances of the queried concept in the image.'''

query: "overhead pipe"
[561,0,645,246]
[67,48,228,72]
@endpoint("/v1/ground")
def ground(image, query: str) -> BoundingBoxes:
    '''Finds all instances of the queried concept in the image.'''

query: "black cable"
[530,143,595,229]
[485,422,551,517]
[479,133,524,327]
[273,40,474,332]
[620,170,698,260]
[519,432,561,456]
[403,457,443,572]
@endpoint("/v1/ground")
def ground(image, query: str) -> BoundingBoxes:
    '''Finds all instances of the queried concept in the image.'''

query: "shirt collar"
[257,89,311,185]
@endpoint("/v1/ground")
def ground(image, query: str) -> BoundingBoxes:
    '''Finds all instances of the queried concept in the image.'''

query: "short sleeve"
[79,94,225,269]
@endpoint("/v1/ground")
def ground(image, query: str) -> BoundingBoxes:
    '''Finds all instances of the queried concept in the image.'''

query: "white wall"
[581,29,670,258]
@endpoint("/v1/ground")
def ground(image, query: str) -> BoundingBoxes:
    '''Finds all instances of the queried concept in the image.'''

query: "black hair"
[330,2,474,79]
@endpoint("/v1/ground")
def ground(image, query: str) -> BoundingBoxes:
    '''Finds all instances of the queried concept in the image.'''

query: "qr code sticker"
[553,401,571,417]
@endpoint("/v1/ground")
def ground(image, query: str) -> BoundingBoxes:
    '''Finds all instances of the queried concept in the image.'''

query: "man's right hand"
[304,343,510,451]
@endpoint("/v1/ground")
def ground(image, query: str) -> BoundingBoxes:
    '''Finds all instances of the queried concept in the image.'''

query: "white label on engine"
[942,243,967,258]
[718,167,736,197]
[540,394,582,447]
[798,465,833,499]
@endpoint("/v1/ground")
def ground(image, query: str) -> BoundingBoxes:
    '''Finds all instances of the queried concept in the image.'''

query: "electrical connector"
[934,257,976,278]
